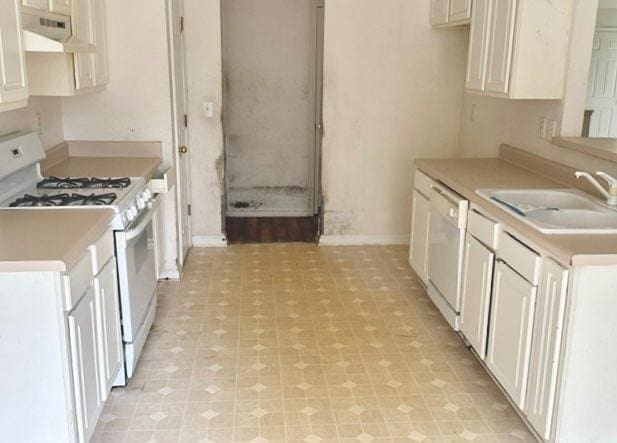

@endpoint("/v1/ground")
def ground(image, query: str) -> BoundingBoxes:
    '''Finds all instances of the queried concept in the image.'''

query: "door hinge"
[187,204,191,216]
[180,16,184,33]
[184,114,188,127]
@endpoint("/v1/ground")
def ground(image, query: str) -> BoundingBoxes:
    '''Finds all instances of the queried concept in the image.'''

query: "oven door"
[115,198,160,343]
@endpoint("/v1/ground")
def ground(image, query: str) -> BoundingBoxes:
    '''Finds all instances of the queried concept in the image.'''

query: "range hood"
[21,10,95,53]
[23,30,95,53]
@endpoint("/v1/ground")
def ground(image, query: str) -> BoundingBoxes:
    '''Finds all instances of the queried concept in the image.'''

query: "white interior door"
[587,30,617,138]
[223,0,321,217]
[169,0,191,265]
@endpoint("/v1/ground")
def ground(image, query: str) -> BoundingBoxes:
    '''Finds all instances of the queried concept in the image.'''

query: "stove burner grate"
[8,192,117,207]
[37,176,131,189]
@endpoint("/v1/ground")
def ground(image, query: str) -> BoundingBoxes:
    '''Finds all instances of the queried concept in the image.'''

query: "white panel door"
[485,0,517,94]
[586,31,617,138]
[73,0,95,90]
[0,0,28,106]
[430,0,449,26]
[49,0,71,15]
[21,0,47,9]
[487,261,536,409]
[449,0,472,23]
[460,234,494,359]
[68,286,103,443]
[465,0,490,91]
[410,190,430,285]
[92,0,108,86]
[525,260,568,440]
[94,258,123,399]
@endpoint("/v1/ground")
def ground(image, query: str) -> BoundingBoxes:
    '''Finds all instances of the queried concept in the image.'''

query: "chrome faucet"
[575,171,617,205]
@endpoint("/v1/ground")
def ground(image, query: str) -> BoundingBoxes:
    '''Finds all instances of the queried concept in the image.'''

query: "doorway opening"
[221,0,324,242]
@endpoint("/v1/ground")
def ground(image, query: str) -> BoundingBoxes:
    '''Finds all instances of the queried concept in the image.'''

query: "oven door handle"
[123,197,161,242]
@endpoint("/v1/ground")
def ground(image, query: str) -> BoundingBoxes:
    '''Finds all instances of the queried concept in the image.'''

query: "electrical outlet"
[546,119,558,140]
[537,117,547,139]
[470,104,477,122]
[34,112,43,136]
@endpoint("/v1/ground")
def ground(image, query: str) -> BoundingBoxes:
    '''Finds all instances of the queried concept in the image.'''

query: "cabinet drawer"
[468,209,501,250]
[89,228,115,276]
[148,165,175,194]
[414,169,433,198]
[498,232,541,285]
[63,251,94,310]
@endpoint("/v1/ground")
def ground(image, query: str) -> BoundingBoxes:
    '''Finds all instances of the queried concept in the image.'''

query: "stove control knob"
[137,197,146,210]
[129,205,138,218]
[125,209,136,222]
[142,189,152,201]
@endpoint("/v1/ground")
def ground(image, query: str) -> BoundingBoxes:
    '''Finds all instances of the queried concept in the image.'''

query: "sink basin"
[476,189,617,234]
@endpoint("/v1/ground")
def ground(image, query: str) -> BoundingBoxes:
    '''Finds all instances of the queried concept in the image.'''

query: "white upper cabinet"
[485,0,516,94]
[430,0,450,27]
[465,0,573,99]
[73,0,95,90]
[21,0,47,10]
[0,0,29,111]
[92,0,108,86]
[448,0,472,24]
[460,234,494,359]
[525,260,568,441]
[49,0,72,16]
[486,261,537,409]
[466,0,490,91]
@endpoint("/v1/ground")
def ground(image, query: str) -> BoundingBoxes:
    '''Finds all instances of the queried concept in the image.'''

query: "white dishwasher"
[427,182,468,330]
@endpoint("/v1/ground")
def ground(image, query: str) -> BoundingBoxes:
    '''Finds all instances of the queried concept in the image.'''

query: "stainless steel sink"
[476,189,617,234]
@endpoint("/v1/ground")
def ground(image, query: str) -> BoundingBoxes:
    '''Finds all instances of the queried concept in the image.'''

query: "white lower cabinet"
[460,234,494,359]
[525,260,568,440]
[410,190,431,284]
[68,285,103,443]
[486,260,537,409]
[94,257,123,399]
[0,0,29,111]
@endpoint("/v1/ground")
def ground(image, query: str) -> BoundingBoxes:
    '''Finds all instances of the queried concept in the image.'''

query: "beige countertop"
[415,157,617,267]
[0,209,115,272]
[43,156,161,181]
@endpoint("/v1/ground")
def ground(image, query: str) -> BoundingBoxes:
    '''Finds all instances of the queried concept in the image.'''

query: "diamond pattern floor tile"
[92,244,532,442]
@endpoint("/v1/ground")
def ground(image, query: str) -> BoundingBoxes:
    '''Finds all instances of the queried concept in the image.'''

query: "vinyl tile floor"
[93,244,536,443]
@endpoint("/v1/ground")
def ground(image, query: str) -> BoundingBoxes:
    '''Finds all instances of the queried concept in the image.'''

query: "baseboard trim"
[159,268,181,280]
[192,235,228,247]
[318,235,409,246]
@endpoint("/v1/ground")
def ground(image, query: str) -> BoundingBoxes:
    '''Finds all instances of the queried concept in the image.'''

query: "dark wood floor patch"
[225,216,318,244]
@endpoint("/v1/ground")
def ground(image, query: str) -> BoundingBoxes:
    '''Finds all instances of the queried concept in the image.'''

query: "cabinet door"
[68,286,103,443]
[430,0,449,26]
[410,190,430,285]
[49,0,71,15]
[460,234,494,359]
[21,0,47,9]
[486,260,536,409]
[94,258,123,399]
[525,261,568,440]
[92,0,108,86]
[485,0,517,94]
[466,0,490,91]
[0,0,28,107]
[72,0,95,90]
[449,0,472,23]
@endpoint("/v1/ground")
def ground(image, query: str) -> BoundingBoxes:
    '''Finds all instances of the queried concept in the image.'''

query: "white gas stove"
[0,132,159,383]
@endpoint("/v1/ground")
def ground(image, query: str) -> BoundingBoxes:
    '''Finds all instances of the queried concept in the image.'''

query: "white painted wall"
[320,0,468,240]
[0,97,64,149]
[183,0,225,241]
[61,0,179,275]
